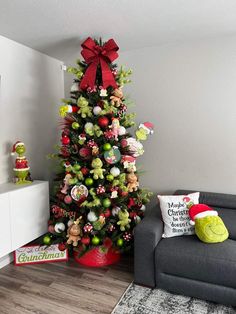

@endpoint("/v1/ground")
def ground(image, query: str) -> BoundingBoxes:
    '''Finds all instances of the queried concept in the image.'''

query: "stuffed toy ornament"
[184,197,229,243]
[117,209,131,231]
[67,218,83,246]
[90,158,106,179]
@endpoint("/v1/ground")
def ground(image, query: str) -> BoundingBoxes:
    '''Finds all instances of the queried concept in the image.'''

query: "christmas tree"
[45,37,153,266]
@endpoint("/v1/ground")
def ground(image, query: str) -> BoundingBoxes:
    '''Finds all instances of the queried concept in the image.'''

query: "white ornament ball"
[118,126,126,136]
[85,122,93,129]
[67,220,74,227]
[70,83,79,92]
[134,216,141,224]
[110,167,120,177]
[93,106,102,115]
[54,222,66,233]
[112,206,121,216]
[87,211,98,222]
[140,205,146,212]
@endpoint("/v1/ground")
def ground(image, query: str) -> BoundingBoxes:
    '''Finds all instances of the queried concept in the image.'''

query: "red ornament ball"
[48,225,55,233]
[58,243,67,251]
[129,211,137,219]
[60,146,70,157]
[81,236,91,245]
[104,208,111,218]
[119,189,129,197]
[81,167,89,176]
[64,195,72,204]
[61,136,70,145]
[79,147,92,159]
[98,116,109,128]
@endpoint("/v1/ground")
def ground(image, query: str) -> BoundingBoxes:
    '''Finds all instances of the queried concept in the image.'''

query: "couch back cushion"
[175,190,236,240]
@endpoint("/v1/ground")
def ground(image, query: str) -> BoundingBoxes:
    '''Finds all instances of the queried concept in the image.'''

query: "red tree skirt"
[74,246,121,267]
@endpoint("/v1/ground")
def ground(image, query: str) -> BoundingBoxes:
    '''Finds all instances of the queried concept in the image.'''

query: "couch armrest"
[134,205,163,288]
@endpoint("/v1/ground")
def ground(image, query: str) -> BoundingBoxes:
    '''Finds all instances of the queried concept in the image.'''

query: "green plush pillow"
[182,199,229,244]
[195,216,229,244]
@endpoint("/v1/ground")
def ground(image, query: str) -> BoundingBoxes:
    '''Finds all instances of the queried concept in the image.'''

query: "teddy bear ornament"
[11,141,32,185]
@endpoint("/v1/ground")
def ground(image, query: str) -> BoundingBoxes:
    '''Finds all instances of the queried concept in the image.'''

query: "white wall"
[0,36,64,184]
[119,36,236,195]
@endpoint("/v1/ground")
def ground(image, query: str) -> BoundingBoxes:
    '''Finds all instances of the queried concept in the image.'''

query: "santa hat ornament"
[183,197,218,225]
[11,141,24,155]
[139,122,154,135]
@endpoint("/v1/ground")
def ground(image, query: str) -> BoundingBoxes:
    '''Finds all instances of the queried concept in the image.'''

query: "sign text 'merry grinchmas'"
[14,244,68,266]
[167,201,193,234]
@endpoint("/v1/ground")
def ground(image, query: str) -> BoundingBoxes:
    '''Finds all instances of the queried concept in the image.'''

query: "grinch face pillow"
[183,197,229,243]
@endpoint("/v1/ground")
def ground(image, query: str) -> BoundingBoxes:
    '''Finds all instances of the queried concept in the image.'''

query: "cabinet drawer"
[0,193,12,256]
[10,182,49,250]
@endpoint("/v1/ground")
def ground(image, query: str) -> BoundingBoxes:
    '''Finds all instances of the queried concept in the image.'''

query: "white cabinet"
[0,181,49,257]
[0,193,11,257]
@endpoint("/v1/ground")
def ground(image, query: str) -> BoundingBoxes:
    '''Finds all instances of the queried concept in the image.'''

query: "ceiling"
[1,0,236,64]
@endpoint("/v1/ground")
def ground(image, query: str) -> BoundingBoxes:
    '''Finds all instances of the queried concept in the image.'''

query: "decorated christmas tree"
[45,37,153,266]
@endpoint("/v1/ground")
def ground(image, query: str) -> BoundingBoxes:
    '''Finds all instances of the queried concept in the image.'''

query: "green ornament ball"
[106,174,114,182]
[73,164,81,171]
[43,235,52,245]
[117,238,124,247]
[103,143,112,151]
[92,236,100,246]
[103,198,111,208]
[72,122,80,129]
[85,178,94,186]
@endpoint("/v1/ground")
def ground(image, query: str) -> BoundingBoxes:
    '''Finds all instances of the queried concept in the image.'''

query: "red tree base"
[74,246,121,267]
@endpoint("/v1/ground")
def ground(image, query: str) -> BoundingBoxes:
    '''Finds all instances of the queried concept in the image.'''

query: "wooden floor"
[0,256,133,314]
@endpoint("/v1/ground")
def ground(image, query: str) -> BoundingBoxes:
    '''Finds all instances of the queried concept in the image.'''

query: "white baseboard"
[0,253,13,269]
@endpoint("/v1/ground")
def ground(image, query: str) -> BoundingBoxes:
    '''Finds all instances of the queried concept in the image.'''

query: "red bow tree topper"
[80,37,119,90]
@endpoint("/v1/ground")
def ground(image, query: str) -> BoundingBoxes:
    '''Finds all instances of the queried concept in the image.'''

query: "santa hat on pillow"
[139,122,154,134]
[183,196,218,225]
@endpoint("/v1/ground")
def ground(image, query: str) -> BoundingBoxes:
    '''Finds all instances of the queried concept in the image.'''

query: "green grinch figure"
[184,197,229,243]
[11,141,32,184]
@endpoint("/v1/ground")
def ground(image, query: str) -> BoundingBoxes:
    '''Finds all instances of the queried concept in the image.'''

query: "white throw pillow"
[157,192,200,238]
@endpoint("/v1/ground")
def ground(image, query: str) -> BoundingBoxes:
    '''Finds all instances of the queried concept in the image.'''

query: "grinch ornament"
[71,184,88,201]
[117,210,131,231]
[135,121,154,141]
[90,158,106,180]
[11,141,32,185]
[104,146,121,164]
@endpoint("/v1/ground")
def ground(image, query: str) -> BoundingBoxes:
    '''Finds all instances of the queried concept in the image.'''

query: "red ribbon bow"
[80,37,119,90]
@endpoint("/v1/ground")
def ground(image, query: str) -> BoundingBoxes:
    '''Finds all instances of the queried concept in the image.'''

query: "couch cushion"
[215,207,236,240]
[155,235,236,289]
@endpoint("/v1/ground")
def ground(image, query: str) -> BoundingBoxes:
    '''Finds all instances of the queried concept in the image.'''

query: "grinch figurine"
[11,141,32,184]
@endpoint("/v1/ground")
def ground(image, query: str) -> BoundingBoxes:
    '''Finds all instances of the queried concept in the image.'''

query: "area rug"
[112,283,236,314]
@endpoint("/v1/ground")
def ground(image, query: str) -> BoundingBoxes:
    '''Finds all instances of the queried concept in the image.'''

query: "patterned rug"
[112,283,236,314]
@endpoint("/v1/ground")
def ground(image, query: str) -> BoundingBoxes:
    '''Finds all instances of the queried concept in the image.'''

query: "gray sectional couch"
[134,190,236,306]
